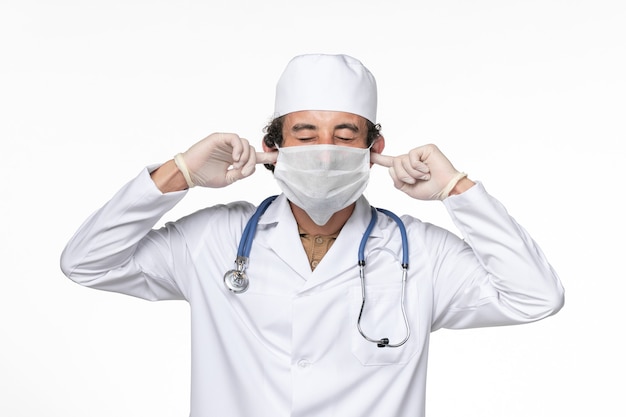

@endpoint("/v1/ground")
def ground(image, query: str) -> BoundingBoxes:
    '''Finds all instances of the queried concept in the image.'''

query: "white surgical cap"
[274,54,378,123]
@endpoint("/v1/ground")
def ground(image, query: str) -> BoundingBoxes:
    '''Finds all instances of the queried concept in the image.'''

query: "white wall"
[1,0,623,415]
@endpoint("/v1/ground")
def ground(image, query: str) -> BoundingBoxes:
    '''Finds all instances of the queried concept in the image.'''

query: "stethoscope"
[223,195,411,348]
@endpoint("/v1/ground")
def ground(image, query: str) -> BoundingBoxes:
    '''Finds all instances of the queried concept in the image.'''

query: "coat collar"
[254,194,384,293]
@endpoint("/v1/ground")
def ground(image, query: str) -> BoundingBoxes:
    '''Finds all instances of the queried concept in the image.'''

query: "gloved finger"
[411,157,431,174]
[215,133,245,164]
[388,166,411,190]
[408,144,453,172]
[236,143,260,178]
[255,151,278,165]
[390,156,418,184]
[225,167,249,184]
[399,155,431,180]
[226,157,256,183]
[232,138,252,170]
[402,147,431,173]
[370,152,394,167]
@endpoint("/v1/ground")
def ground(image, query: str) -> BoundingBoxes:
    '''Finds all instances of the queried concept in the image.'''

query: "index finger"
[256,151,278,165]
[370,152,394,168]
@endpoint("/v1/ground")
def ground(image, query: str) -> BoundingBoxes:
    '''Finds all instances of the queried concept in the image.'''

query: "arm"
[59,165,188,300]
[432,182,564,329]
[371,144,564,328]
[60,133,278,299]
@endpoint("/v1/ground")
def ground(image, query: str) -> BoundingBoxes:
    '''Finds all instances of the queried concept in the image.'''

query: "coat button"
[297,359,311,368]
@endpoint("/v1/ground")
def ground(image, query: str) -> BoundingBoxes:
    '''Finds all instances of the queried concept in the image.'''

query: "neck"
[290,203,355,236]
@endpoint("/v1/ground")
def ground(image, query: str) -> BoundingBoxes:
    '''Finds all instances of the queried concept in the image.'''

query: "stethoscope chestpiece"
[224,270,249,293]
[224,256,250,293]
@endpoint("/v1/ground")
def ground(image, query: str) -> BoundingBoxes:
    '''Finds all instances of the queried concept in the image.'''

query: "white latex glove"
[370,144,467,200]
[174,132,278,188]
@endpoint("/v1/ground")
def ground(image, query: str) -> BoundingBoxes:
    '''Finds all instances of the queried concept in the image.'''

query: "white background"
[1,0,624,416]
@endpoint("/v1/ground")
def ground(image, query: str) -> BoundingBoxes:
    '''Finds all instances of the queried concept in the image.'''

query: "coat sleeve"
[430,182,564,330]
[59,166,190,301]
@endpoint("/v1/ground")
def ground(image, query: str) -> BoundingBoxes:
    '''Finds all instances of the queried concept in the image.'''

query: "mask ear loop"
[366,140,378,165]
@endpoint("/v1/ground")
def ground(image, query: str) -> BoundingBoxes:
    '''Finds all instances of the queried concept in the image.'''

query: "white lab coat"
[60,167,564,417]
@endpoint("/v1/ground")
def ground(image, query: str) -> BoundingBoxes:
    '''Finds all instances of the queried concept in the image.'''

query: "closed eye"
[334,135,356,142]
[334,123,360,142]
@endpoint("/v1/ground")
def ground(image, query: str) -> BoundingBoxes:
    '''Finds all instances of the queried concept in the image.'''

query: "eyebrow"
[291,123,317,132]
[290,123,361,132]
[334,123,360,132]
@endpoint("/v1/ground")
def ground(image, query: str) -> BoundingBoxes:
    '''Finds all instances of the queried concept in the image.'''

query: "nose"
[317,130,334,145]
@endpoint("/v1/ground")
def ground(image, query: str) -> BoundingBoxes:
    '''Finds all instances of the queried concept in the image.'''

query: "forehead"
[283,110,368,128]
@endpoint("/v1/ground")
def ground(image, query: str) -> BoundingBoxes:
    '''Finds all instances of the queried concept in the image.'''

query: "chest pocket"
[348,279,421,366]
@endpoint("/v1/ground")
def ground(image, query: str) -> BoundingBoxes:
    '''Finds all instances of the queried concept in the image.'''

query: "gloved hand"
[370,144,468,200]
[174,133,277,188]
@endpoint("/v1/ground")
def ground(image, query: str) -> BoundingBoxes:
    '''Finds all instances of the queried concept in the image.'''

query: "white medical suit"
[60,166,564,417]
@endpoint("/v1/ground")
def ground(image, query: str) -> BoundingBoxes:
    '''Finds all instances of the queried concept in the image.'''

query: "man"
[61,54,564,416]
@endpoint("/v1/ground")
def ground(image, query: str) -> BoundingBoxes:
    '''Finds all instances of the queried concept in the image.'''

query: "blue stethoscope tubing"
[223,195,411,348]
[223,195,277,294]
[356,207,411,348]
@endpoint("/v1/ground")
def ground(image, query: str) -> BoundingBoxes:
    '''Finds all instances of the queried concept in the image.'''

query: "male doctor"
[61,54,564,417]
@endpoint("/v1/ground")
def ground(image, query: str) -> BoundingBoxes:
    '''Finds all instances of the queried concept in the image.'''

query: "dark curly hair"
[261,116,382,171]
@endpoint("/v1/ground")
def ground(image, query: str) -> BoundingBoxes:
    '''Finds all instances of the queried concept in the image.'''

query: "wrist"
[447,176,475,196]
[173,153,195,188]
[150,159,190,193]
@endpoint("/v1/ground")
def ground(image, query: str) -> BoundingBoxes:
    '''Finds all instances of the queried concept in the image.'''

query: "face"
[281,110,370,148]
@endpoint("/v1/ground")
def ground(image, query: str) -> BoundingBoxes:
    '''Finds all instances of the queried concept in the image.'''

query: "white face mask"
[273,144,371,225]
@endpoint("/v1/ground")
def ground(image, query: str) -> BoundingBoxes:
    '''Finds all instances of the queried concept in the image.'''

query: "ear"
[262,141,277,153]
[262,140,277,169]
[369,135,385,168]
[371,135,385,154]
